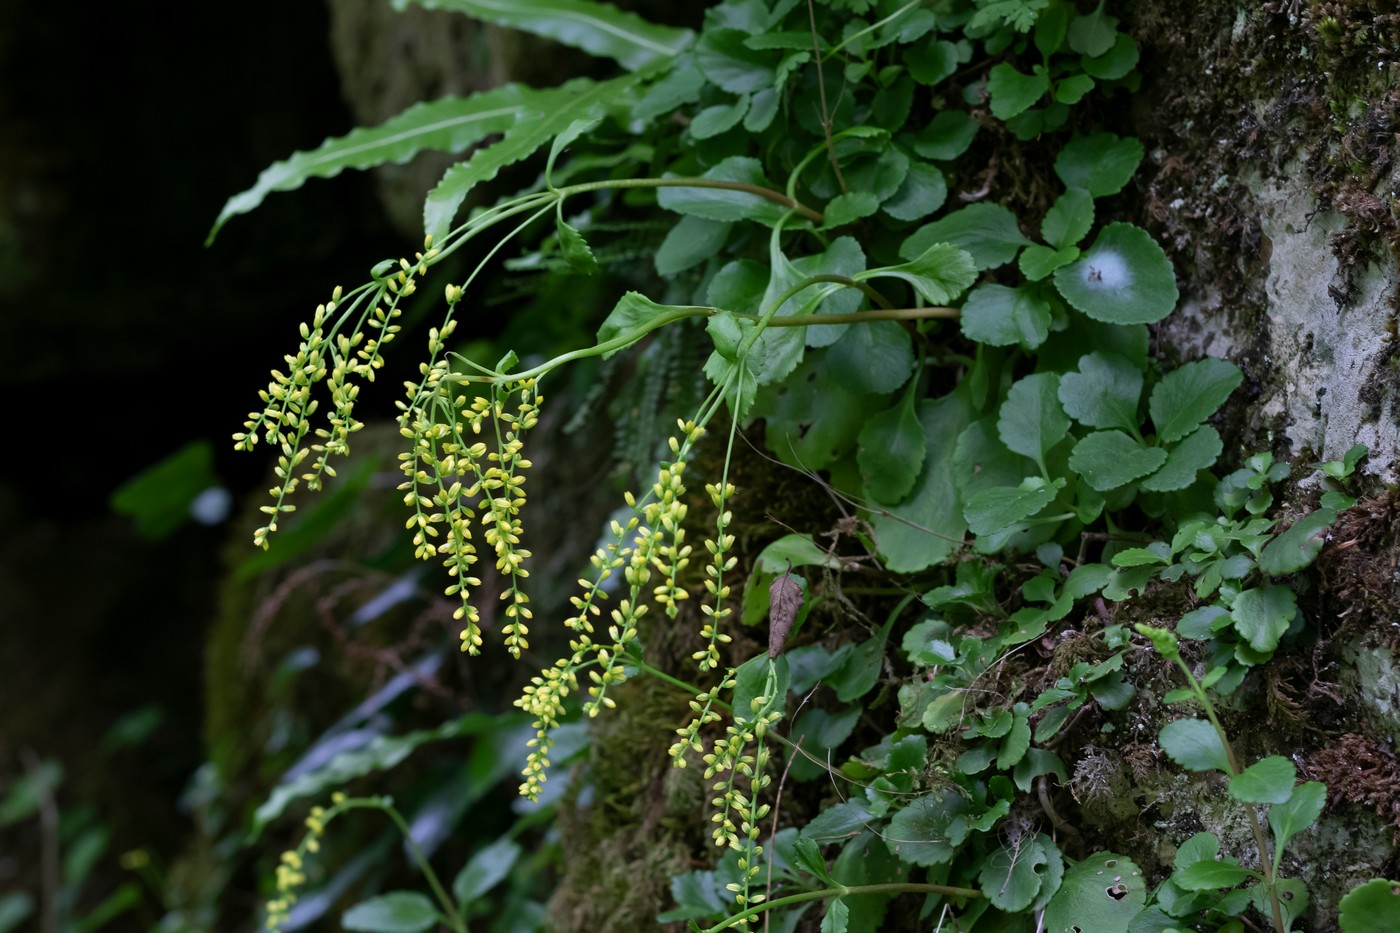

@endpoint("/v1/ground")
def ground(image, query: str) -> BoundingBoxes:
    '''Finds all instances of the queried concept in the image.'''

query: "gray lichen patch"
[1251,166,1400,481]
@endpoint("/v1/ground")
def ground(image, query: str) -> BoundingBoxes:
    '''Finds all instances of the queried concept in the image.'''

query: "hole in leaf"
[1106,883,1128,900]
[1104,858,1118,868]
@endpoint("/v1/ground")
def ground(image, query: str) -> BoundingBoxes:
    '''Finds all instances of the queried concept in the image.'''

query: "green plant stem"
[380,805,468,933]
[700,882,982,932]
[823,0,922,59]
[807,0,848,195]
[557,177,824,224]
[447,305,955,386]
[627,653,734,713]
[1172,658,1286,933]
[762,306,958,324]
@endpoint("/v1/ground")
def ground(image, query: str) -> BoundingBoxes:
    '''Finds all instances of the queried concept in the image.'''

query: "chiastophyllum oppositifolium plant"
[214,0,1399,931]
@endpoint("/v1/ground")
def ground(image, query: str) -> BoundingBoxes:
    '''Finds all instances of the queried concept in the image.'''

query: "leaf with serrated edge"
[1230,583,1296,654]
[1269,781,1326,858]
[960,284,1051,349]
[1228,755,1296,804]
[901,203,1032,270]
[1149,357,1243,443]
[998,373,1070,475]
[1058,352,1143,432]
[1141,425,1223,492]
[1069,431,1167,491]
[1159,718,1231,773]
[424,74,641,240]
[1258,508,1336,576]
[394,0,692,71]
[1043,187,1095,249]
[209,86,542,243]
[858,242,977,305]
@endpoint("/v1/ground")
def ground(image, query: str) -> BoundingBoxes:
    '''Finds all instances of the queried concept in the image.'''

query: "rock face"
[1131,0,1399,479]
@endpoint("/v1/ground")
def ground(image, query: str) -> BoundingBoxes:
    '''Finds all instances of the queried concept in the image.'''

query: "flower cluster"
[696,480,737,673]
[235,238,438,551]
[708,692,782,923]
[263,794,344,932]
[396,303,540,657]
[514,420,704,801]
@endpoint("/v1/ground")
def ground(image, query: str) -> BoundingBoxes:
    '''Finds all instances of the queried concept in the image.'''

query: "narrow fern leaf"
[395,0,692,71]
[422,73,642,241]
[207,85,541,244]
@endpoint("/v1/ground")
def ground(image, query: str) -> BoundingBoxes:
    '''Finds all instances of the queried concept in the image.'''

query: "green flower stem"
[556,177,823,225]
[700,882,983,932]
[626,653,732,711]
[1168,657,1285,933]
[431,194,556,264]
[738,273,891,359]
[378,803,468,933]
[447,304,953,386]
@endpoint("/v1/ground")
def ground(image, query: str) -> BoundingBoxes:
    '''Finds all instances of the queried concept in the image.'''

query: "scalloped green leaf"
[885,793,962,866]
[900,203,1033,270]
[1173,859,1253,891]
[689,96,749,138]
[1083,33,1139,80]
[208,86,541,243]
[859,242,977,305]
[859,390,926,504]
[1019,244,1080,280]
[911,110,980,161]
[998,373,1070,475]
[343,893,439,933]
[1043,187,1095,249]
[883,161,947,221]
[1053,222,1178,324]
[556,217,598,275]
[1230,583,1297,655]
[979,833,1058,911]
[824,191,881,227]
[655,215,731,276]
[1068,431,1167,491]
[1149,357,1243,442]
[596,291,692,357]
[1141,425,1223,492]
[1058,352,1143,432]
[1044,852,1145,933]
[964,478,1062,536]
[960,284,1052,349]
[1228,755,1297,804]
[988,63,1050,119]
[393,0,692,71]
[1067,1,1119,56]
[1339,878,1400,932]
[872,390,975,572]
[424,74,641,240]
[1054,133,1144,198]
[1269,781,1326,856]
[696,27,779,93]
[1259,507,1337,575]
[1159,718,1230,773]
[452,838,522,905]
